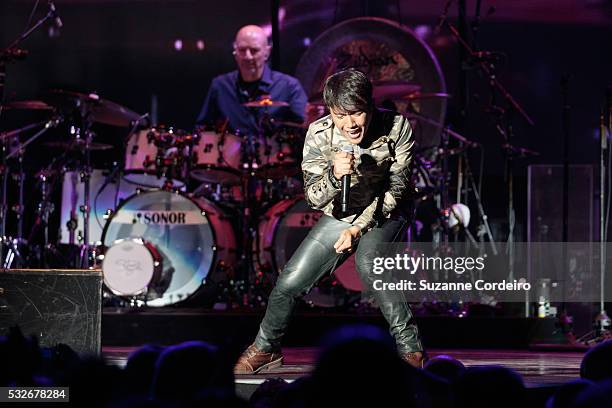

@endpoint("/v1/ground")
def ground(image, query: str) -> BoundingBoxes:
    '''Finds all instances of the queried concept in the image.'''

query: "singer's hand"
[333,151,354,179]
[333,226,362,253]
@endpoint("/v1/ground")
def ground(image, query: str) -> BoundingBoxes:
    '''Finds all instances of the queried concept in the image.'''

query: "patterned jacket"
[301,109,414,233]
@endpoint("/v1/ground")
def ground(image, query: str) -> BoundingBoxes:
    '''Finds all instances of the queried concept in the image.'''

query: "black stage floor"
[102,346,584,402]
[101,308,588,401]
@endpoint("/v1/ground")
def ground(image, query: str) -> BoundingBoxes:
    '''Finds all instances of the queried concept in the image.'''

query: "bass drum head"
[102,238,157,296]
[102,190,232,306]
[258,197,364,294]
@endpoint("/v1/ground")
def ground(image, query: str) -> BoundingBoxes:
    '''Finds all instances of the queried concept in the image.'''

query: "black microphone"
[48,1,63,38]
[340,145,353,213]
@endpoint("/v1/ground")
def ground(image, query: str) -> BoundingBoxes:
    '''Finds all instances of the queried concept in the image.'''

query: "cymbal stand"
[1,117,61,267]
[241,127,260,294]
[439,11,534,282]
[0,1,59,263]
[460,147,497,256]
[78,126,95,268]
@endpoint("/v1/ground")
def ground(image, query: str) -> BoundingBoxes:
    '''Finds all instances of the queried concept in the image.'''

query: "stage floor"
[102,347,583,388]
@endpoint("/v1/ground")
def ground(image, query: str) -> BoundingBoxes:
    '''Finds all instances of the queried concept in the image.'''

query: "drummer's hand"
[333,151,355,180]
[334,226,362,254]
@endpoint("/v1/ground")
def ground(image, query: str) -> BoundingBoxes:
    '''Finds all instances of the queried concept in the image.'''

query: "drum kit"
[0,77,486,309]
[0,89,313,307]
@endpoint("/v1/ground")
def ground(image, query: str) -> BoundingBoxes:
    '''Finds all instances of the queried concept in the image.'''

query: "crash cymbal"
[44,90,142,127]
[402,92,452,101]
[243,97,290,108]
[370,80,422,102]
[308,80,422,106]
[44,140,113,151]
[2,100,53,110]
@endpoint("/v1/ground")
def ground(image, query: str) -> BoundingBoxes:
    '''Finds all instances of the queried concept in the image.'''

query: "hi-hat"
[243,97,289,108]
[44,90,142,127]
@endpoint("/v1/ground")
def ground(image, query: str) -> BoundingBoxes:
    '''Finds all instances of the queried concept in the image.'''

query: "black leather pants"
[254,215,423,354]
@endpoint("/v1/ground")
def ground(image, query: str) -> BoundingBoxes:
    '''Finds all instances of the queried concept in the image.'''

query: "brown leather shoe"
[234,344,283,374]
[402,351,426,368]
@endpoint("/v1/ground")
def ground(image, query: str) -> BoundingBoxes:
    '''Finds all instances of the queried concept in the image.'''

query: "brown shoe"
[402,351,426,368]
[234,344,283,374]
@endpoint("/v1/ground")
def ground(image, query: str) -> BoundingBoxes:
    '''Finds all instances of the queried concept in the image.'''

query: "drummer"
[196,25,308,135]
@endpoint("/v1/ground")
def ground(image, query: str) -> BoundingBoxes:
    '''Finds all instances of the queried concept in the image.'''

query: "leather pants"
[254,215,423,354]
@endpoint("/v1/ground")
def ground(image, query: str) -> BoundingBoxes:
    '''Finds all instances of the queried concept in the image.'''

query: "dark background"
[1,0,611,243]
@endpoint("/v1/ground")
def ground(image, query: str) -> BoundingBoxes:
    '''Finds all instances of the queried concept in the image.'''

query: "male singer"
[235,69,425,373]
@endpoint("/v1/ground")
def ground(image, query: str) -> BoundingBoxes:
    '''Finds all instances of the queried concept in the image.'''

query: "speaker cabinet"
[0,269,102,355]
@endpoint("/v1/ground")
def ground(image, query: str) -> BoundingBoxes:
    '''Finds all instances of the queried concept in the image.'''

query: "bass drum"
[102,190,235,306]
[256,197,364,298]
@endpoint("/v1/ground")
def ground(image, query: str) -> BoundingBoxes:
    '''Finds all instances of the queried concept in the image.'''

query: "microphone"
[340,145,353,213]
[48,1,63,38]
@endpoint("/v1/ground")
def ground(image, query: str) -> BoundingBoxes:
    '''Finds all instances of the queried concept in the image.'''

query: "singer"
[235,69,425,373]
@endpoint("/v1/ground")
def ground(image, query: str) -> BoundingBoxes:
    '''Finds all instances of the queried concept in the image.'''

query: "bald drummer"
[196,25,308,135]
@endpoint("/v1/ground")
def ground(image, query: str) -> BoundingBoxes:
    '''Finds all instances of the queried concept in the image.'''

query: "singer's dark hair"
[323,69,373,113]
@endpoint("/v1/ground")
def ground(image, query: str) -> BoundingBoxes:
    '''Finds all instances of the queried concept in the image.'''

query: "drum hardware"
[438,7,534,287]
[33,168,57,265]
[44,140,113,151]
[125,125,189,188]
[0,116,64,268]
[0,0,71,265]
[101,189,236,307]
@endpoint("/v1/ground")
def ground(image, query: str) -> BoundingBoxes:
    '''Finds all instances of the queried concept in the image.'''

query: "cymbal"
[308,80,422,106]
[243,97,290,108]
[44,140,114,151]
[272,120,309,129]
[44,90,142,127]
[402,92,452,101]
[2,100,53,110]
[371,80,421,102]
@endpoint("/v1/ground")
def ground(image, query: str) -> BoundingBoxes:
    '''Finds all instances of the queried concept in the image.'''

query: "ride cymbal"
[44,89,142,127]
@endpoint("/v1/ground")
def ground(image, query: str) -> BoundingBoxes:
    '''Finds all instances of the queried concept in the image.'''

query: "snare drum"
[102,189,236,306]
[124,128,185,188]
[102,238,162,297]
[190,130,243,184]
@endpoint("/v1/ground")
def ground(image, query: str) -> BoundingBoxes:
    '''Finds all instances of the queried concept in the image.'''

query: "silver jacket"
[301,109,414,232]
